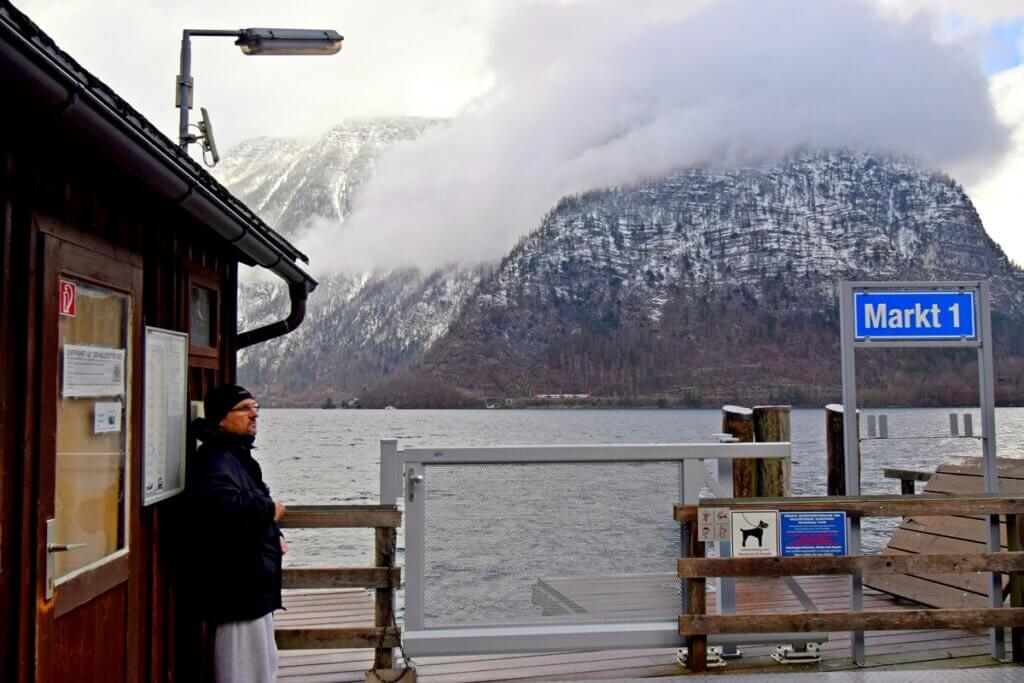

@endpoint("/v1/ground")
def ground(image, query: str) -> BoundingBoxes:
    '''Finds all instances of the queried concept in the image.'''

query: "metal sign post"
[838,280,1002,665]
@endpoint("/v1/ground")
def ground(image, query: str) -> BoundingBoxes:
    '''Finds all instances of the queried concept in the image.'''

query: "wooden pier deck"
[277,576,1021,682]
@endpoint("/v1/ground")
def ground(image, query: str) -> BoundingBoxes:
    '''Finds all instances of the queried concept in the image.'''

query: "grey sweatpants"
[214,613,278,683]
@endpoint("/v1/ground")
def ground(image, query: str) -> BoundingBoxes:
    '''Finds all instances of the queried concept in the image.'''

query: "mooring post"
[374,526,397,670]
[1009,513,1024,663]
[825,404,859,496]
[685,518,708,673]
[722,405,755,497]
[752,405,791,496]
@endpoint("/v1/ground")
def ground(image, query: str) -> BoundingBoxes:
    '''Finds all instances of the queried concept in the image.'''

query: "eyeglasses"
[229,403,260,414]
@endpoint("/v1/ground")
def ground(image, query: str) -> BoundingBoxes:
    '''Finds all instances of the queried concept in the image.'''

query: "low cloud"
[303,0,1010,274]
[965,65,1024,265]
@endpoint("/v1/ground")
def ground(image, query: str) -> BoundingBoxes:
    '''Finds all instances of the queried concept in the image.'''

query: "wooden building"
[0,6,317,681]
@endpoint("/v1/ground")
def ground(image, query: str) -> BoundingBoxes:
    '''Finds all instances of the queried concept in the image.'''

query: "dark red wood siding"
[1,105,241,683]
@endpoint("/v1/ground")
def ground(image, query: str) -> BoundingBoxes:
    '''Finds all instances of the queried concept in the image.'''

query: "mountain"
[215,118,483,404]
[216,117,439,240]
[415,151,1024,406]
[216,120,1024,407]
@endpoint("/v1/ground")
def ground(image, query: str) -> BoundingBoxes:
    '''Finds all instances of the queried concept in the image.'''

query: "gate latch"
[408,471,425,502]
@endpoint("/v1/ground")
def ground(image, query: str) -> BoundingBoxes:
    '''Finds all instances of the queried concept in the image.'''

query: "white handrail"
[392,441,790,465]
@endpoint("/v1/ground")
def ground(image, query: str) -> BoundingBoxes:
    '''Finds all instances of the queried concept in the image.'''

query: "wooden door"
[35,235,142,682]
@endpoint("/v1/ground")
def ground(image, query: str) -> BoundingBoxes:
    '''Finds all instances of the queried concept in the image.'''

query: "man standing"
[190,384,287,683]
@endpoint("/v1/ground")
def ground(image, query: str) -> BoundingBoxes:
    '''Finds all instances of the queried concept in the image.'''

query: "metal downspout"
[236,282,308,349]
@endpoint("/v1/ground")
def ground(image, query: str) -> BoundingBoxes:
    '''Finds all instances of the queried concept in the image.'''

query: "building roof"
[0,3,317,294]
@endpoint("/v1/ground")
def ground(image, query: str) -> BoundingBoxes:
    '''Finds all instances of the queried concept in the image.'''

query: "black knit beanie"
[204,384,254,425]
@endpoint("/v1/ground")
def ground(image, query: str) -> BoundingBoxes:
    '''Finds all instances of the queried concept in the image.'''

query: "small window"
[190,285,215,348]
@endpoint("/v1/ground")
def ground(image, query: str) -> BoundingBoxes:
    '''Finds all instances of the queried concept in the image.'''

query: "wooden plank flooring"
[865,457,1023,607]
[277,576,1020,682]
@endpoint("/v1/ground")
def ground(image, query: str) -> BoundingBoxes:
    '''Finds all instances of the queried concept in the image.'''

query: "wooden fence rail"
[278,504,401,529]
[675,492,1024,523]
[679,551,1024,578]
[676,493,1024,673]
[274,504,402,671]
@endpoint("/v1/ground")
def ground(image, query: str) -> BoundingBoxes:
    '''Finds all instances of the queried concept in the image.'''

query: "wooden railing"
[675,493,1024,672]
[275,504,402,670]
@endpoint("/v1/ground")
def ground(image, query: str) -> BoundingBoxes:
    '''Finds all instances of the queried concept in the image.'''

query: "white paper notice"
[63,344,125,397]
[94,401,122,433]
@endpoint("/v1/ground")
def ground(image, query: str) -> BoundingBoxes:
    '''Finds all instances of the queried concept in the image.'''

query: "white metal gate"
[380,439,823,657]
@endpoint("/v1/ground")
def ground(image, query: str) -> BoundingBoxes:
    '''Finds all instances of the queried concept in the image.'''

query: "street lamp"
[176,27,343,163]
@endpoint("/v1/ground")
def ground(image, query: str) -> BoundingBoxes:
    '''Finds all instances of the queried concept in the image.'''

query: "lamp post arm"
[176,29,242,150]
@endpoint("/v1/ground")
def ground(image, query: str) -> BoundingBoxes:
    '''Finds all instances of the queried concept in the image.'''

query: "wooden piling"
[1009,514,1024,663]
[825,404,859,496]
[374,527,397,670]
[721,405,755,497]
[685,519,707,672]
[752,405,791,496]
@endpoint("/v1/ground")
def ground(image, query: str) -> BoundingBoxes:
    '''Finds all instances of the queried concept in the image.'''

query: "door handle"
[47,542,87,553]
[45,518,87,600]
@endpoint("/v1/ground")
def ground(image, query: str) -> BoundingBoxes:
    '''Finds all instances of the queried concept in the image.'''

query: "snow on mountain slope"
[217,120,1024,404]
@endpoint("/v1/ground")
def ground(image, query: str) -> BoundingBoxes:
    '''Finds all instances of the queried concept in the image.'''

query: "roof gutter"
[0,8,315,348]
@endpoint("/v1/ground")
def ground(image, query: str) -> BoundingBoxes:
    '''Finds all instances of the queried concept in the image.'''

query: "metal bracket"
[677,645,727,668]
[782,575,819,612]
[174,74,194,108]
[771,642,823,663]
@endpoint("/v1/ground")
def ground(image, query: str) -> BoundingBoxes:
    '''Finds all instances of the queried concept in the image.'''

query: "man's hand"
[279,536,289,556]
[273,501,285,522]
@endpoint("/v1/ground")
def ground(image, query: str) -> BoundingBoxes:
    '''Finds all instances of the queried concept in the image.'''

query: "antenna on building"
[197,108,219,167]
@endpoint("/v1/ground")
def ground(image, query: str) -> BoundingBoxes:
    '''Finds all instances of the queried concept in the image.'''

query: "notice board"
[143,327,188,505]
[780,511,847,557]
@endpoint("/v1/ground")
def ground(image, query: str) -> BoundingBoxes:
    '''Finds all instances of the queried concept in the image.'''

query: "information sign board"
[853,290,975,340]
[780,511,847,557]
[143,327,188,505]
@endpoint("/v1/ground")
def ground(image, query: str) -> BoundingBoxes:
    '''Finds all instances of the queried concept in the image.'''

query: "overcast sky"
[14,0,1024,270]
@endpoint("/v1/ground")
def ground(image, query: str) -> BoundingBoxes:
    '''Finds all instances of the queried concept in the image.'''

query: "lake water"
[257,407,1024,624]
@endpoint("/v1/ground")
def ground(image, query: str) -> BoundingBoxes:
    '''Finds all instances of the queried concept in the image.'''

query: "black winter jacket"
[189,418,283,623]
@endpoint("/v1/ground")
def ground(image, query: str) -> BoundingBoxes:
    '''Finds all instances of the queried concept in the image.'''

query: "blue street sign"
[853,291,976,340]
[780,511,847,557]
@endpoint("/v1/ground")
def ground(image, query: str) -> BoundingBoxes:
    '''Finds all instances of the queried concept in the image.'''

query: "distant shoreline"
[258,402,1024,410]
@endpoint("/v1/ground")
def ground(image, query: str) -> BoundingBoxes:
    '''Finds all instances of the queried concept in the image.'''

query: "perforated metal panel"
[421,462,682,628]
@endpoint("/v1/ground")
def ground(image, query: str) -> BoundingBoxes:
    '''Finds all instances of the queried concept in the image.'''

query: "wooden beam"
[1009,515,1024,663]
[883,467,933,482]
[375,526,398,670]
[282,566,400,589]
[679,552,1024,578]
[279,505,401,529]
[683,519,706,673]
[275,626,401,650]
[679,608,1024,635]
[675,493,1024,523]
